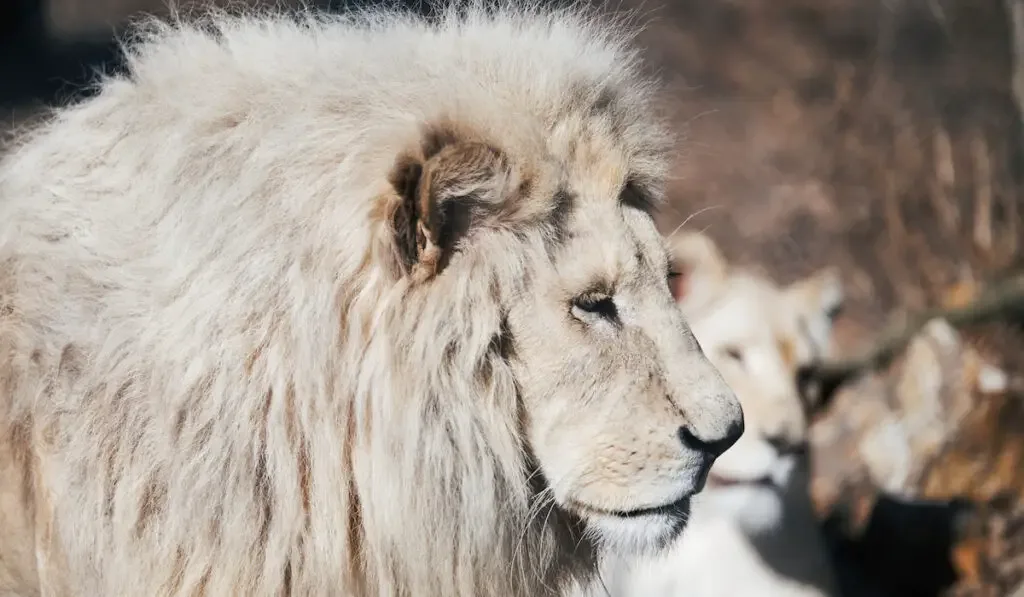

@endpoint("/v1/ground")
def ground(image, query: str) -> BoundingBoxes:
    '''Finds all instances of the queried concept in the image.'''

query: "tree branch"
[806,272,1024,411]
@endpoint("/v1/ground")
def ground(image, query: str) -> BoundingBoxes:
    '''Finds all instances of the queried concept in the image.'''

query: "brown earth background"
[3,0,1024,595]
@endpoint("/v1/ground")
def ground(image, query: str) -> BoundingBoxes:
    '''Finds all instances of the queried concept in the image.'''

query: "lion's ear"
[783,266,844,322]
[668,231,728,310]
[389,141,510,278]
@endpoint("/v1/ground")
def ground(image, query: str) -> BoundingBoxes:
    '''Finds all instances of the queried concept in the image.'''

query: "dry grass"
[640,0,1022,340]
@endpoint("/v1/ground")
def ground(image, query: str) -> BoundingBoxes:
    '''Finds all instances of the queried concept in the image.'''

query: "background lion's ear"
[784,266,844,322]
[784,266,844,367]
[669,231,729,312]
[390,141,510,278]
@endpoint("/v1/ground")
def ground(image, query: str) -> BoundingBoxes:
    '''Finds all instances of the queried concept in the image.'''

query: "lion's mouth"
[706,472,774,489]
[570,494,692,520]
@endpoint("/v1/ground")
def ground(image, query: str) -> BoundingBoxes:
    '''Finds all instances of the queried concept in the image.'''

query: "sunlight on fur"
[0,3,745,596]
[580,231,844,597]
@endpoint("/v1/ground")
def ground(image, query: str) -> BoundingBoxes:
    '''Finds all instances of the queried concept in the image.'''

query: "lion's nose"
[677,417,744,460]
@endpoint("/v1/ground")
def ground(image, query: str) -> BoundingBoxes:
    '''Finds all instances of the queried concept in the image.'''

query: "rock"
[887,318,976,491]
[809,315,1024,597]
[811,318,977,505]
[858,415,915,495]
[1010,580,1024,597]
[977,365,1009,396]
[808,372,889,517]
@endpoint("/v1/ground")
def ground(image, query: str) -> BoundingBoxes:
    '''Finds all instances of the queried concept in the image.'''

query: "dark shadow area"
[0,0,126,109]
[0,0,452,111]
[824,493,980,597]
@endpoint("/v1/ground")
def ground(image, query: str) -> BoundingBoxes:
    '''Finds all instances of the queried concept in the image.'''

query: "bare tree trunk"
[1006,0,1024,135]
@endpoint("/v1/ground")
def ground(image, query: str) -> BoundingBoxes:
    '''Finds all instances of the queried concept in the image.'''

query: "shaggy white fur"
[0,3,744,596]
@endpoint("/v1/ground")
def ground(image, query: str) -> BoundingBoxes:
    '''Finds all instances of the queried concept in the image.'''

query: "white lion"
[590,231,843,597]
[0,4,745,596]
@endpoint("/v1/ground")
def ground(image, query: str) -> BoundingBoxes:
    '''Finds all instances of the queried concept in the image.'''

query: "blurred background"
[3,0,1024,595]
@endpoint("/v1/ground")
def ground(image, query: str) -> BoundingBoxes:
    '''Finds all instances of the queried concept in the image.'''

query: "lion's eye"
[722,346,744,364]
[666,266,685,300]
[667,269,682,289]
[571,293,618,322]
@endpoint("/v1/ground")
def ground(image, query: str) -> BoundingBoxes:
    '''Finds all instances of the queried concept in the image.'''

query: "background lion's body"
[0,4,654,595]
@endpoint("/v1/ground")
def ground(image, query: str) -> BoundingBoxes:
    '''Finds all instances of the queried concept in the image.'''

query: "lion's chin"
[576,498,692,557]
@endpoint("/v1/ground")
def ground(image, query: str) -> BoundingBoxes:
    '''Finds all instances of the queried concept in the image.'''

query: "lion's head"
[668,232,842,529]
[374,121,744,556]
